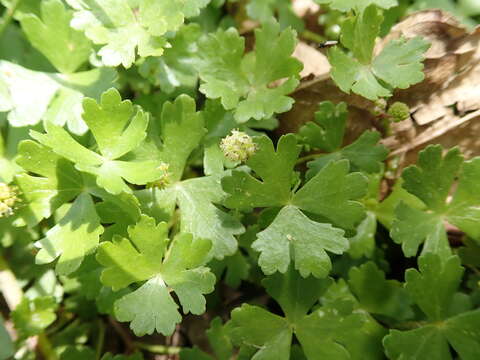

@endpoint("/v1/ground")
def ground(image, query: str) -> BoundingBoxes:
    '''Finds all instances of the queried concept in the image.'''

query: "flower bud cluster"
[388,102,410,122]
[0,182,20,217]
[220,130,256,163]
[152,162,171,189]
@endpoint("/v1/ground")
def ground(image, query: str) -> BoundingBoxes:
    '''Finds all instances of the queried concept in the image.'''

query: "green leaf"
[156,94,206,182]
[340,131,388,173]
[347,211,376,258]
[15,140,83,227]
[222,134,300,209]
[321,279,387,359]
[226,268,365,359]
[228,304,292,360]
[385,326,452,360]
[295,306,363,360]
[246,0,304,32]
[314,0,398,12]
[114,277,182,336]
[384,254,480,360]
[65,0,210,68]
[253,205,348,278]
[82,89,147,158]
[329,47,390,100]
[180,317,233,360]
[299,101,348,152]
[19,0,92,73]
[31,89,163,194]
[301,101,387,175]
[0,60,115,134]
[174,175,245,259]
[348,262,413,320]
[293,160,368,229]
[372,36,431,89]
[263,269,333,324]
[138,24,202,94]
[210,251,251,289]
[206,317,234,360]
[444,157,480,240]
[102,352,144,360]
[340,5,383,64]
[405,254,464,321]
[197,20,302,122]
[328,7,429,101]
[391,203,450,259]
[0,316,14,360]
[12,296,57,339]
[97,216,215,335]
[307,131,388,176]
[392,146,480,258]
[96,215,168,290]
[35,192,104,275]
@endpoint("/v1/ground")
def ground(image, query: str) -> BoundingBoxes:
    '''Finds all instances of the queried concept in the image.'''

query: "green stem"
[95,319,106,360]
[133,342,181,355]
[38,333,58,360]
[0,0,23,38]
[296,153,321,165]
[301,30,326,44]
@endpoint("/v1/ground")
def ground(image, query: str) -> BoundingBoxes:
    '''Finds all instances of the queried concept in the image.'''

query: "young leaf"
[197,20,302,122]
[20,0,92,73]
[301,102,388,176]
[300,101,348,152]
[97,215,215,336]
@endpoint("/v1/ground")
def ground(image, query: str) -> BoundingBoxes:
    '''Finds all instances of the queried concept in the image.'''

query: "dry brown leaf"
[292,42,331,78]
[292,0,320,17]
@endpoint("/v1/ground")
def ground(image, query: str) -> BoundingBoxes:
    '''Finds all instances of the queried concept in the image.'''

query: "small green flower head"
[388,102,410,122]
[0,182,20,217]
[220,130,257,163]
[151,162,171,189]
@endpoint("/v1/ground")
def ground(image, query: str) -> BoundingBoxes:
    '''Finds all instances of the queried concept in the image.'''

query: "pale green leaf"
[253,205,348,278]
[35,193,104,275]
[20,0,92,73]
